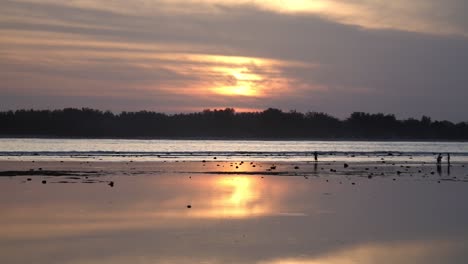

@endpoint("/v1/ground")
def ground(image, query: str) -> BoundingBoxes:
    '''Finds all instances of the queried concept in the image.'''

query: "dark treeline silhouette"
[0,108,467,140]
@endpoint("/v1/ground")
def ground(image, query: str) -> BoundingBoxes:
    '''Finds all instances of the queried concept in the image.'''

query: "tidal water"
[1,138,467,162]
[1,173,468,264]
[1,138,468,263]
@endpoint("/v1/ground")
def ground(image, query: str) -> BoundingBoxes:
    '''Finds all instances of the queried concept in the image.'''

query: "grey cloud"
[1,1,468,121]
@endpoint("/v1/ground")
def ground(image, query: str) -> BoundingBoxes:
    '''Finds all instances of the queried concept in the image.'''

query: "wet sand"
[0,158,467,184]
[1,159,468,263]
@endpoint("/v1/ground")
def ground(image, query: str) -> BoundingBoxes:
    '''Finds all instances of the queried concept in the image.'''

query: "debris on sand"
[108,181,114,187]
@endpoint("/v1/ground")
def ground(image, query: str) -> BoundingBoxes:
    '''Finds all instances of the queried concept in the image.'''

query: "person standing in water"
[314,151,318,162]
[436,153,443,176]
[447,153,451,166]
[437,153,442,165]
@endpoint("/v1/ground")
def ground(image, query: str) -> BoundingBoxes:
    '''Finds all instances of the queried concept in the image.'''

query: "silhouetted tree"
[0,108,466,140]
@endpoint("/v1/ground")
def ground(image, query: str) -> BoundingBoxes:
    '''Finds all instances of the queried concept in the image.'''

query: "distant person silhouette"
[314,151,318,162]
[436,153,442,176]
[447,153,451,166]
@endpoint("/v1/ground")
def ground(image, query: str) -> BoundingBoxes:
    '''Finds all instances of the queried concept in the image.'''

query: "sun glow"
[216,85,258,96]
[212,176,266,217]
[211,66,264,97]
[1,28,314,99]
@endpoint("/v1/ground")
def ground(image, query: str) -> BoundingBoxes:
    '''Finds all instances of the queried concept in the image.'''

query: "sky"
[1,0,468,121]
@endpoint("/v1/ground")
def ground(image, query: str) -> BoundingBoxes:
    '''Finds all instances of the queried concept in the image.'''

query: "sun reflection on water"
[218,177,265,215]
[190,176,270,218]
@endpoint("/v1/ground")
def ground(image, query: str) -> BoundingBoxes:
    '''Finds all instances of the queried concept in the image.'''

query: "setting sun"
[211,66,263,96]
[215,85,258,96]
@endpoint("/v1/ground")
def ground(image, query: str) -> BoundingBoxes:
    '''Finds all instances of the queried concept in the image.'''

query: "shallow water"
[1,138,468,162]
[1,169,468,263]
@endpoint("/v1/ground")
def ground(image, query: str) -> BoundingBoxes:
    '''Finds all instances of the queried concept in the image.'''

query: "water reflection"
[1,173,468,264]
[198,177,269,218]
[261,240,468,264]
[0,175,294,240]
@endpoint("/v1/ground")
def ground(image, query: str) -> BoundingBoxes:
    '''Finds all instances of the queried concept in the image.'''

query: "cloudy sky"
[1,0,468,121]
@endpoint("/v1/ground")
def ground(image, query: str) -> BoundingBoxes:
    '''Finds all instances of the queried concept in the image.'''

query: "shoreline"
[1,136,467,142]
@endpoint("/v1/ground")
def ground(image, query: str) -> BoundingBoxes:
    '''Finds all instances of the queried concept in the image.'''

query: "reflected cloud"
[260,239,468,264]
[1,172,468,264]
[0,175,293,239]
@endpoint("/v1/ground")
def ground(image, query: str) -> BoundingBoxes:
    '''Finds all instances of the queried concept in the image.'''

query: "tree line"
[0,108,467,140]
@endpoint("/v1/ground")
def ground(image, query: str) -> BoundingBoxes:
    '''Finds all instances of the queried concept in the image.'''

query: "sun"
[215,85,258,97]
[212,67,263,97]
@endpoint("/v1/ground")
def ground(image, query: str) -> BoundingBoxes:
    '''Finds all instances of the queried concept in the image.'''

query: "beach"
[0,156,466,181]
[1,158,468,263]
